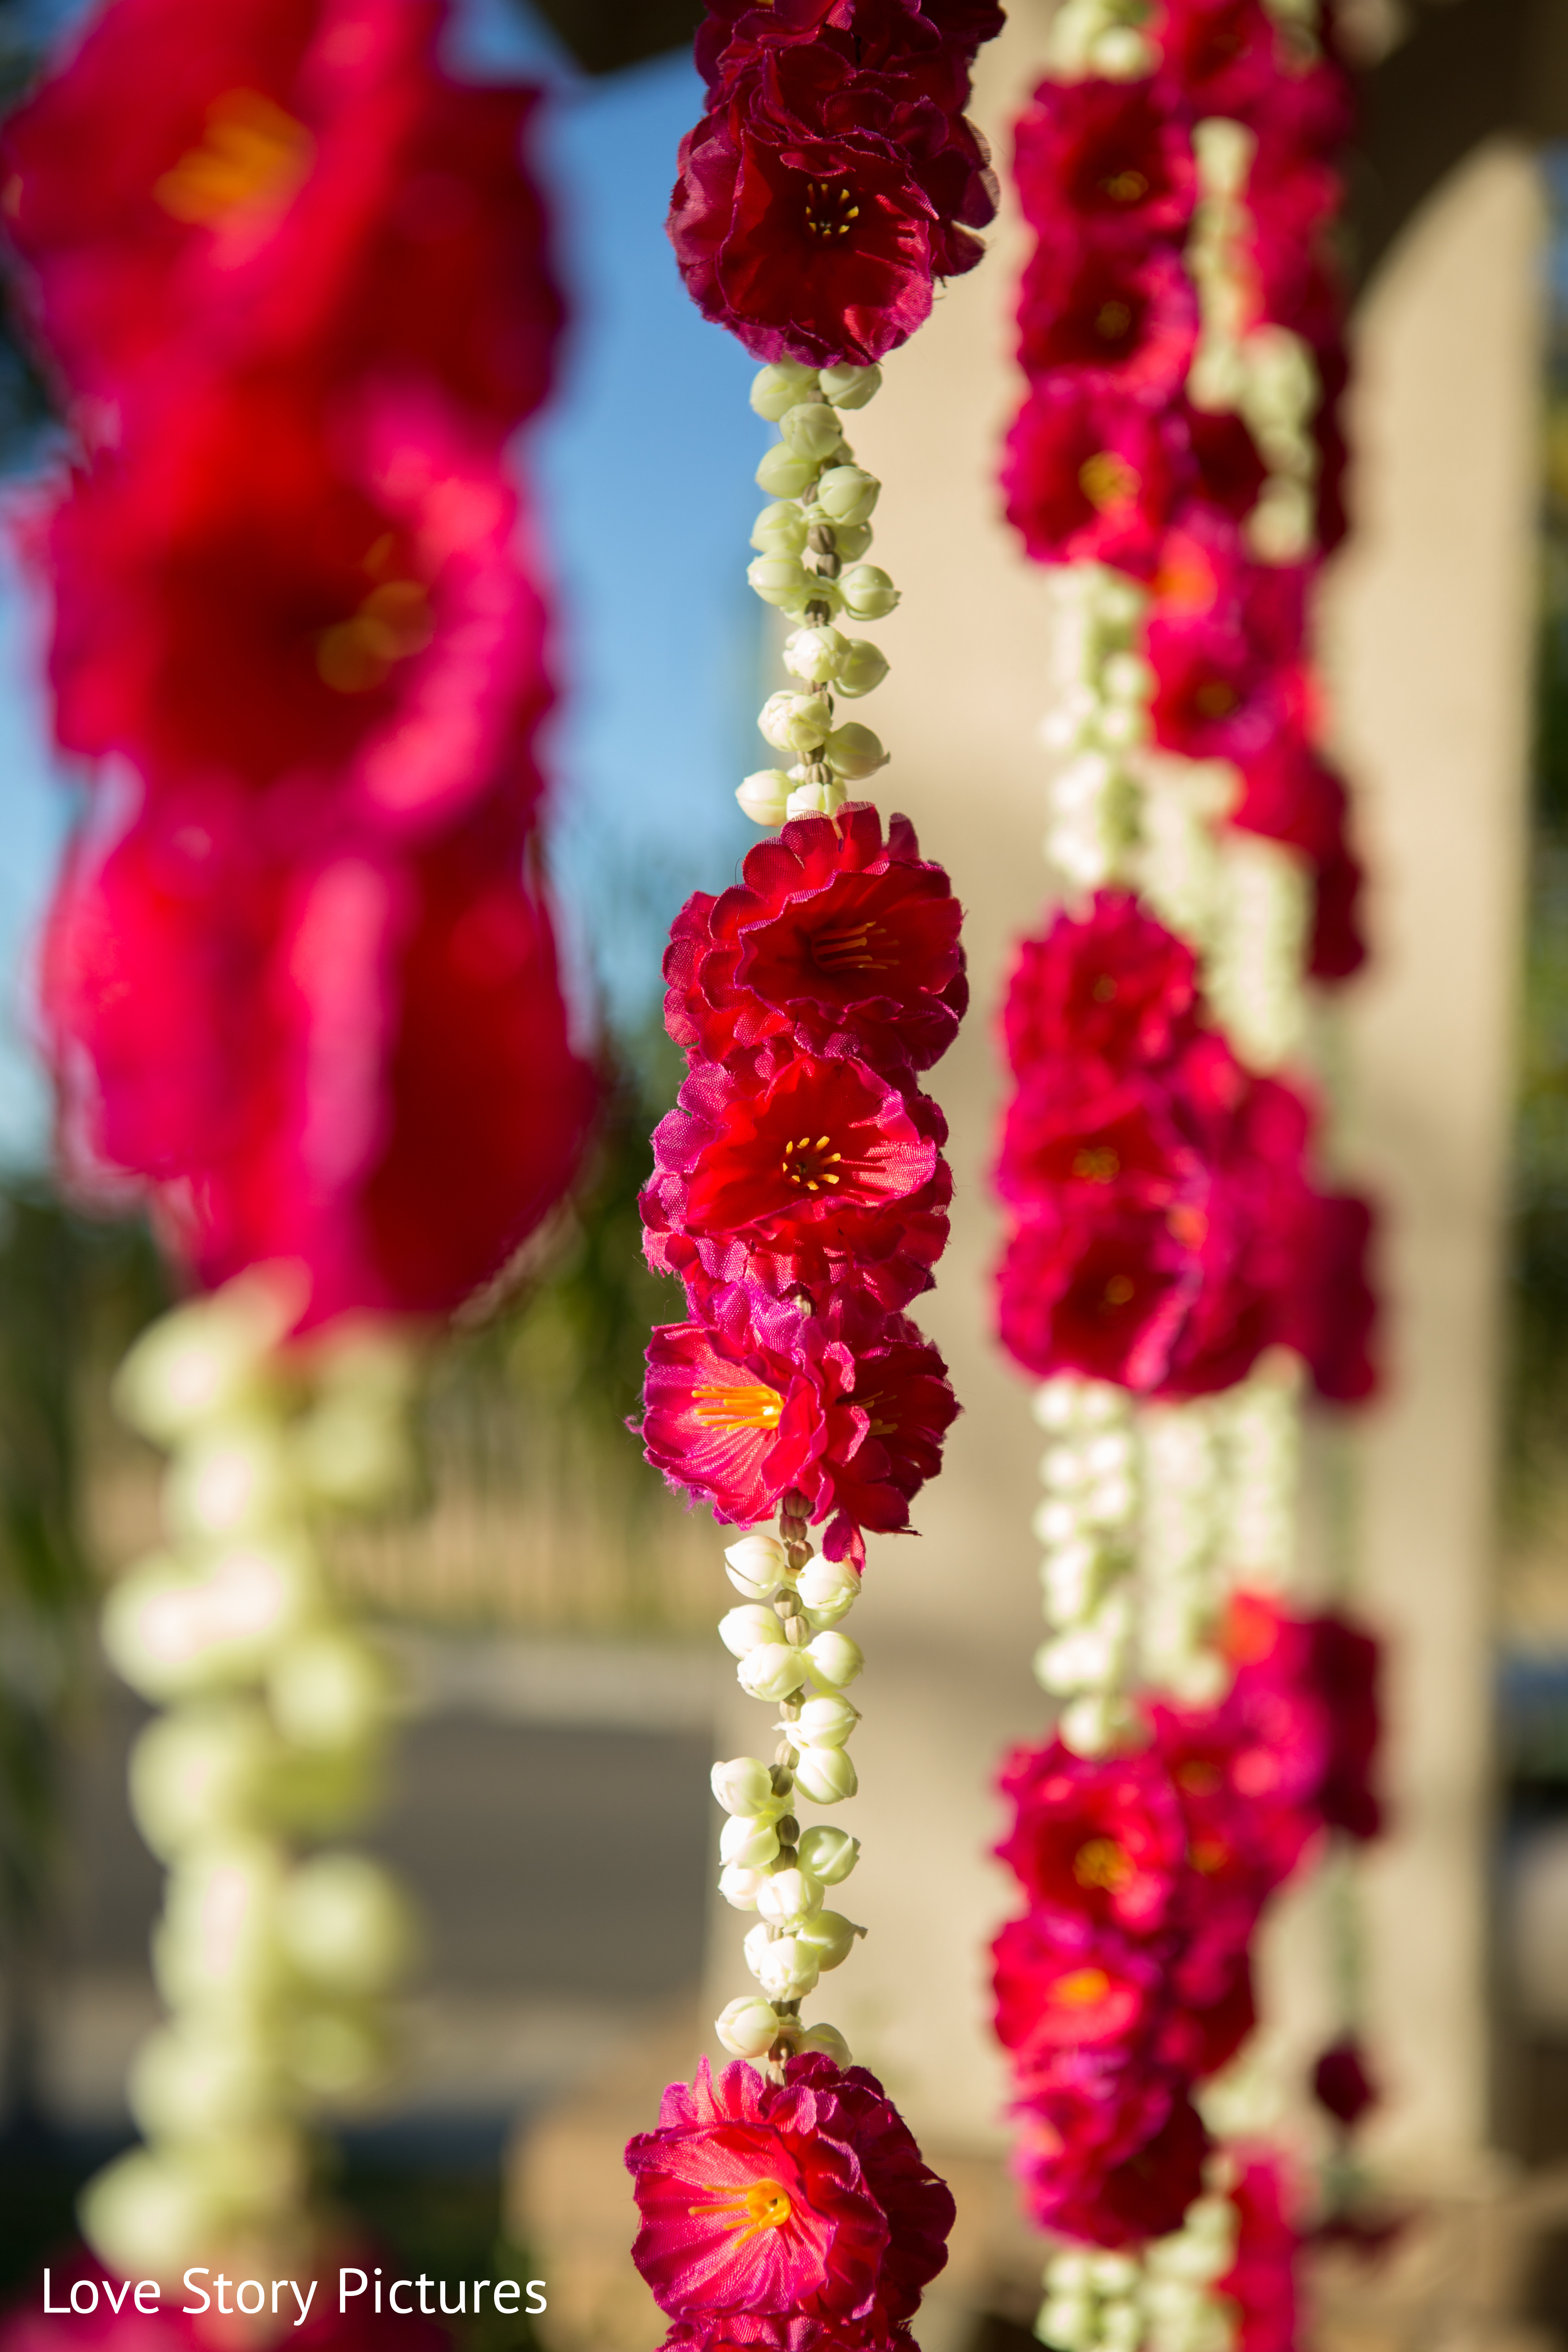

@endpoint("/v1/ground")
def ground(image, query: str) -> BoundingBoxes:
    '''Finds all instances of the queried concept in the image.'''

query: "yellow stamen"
[1051,1967,1113,2009]
[154,90,313,226]
[1078,451,1139,513]
[1073,1836,1133,1892]
[691,1383,784,1432]
[689,2178,794,2243]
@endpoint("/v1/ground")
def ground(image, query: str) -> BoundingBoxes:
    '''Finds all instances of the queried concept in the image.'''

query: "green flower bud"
[805,1630,863,1689]
[797,1825,860,1885]
[277,1852,416,1995]
[779,402,844,463]
[832,521,874,562]
[737,770,793,826]
[824,722,887,780]
[756,1866,824,1929]
[815,464,880,526]
[785,778,849,822]
[795,1909,863,1971]
[738,1641,811,1701]
[751,501,809,558]
[792,1744,857,1804]
[838,563,900,621]
[783,624,850,685]
[747,553,811,609]
[716,1994,782,2058]
[820,363,883,409]
[759,689,832,756]
[796,1691,860,1747]
[711,1755,782,1817]
[795,2020,853,2067]
[751,362,820,421]
[756,443,819,500]
[834,638,890,699]
[720,1813,781,1869]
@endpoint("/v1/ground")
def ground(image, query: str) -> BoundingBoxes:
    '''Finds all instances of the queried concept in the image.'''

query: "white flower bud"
[823,722,887,780]
[267,1630,390,1753]
[786,778,850,822]
[744,1924,820,2001]
[739,1642,811,1701]
[720,1814,781,1869]
[711,1756,780,1816]
[792,1744,857,1804]
[795,1556,859,1611]
[783,625,850,685]
[756,443,819,500]
[716,1994,782,2057]
[833,638,890,699]
[1059,1691,1133,1757]
[837,564,899,620]
[779,402,844,463]
[718,1864,767,1911]
[759,689,831,756]
[750,362,820,421]
[795,2020,853,2067]
[795,1910,861,1971]
[814,465,880,527]
[725,1533,791,1597]
[756,1867,824,1928]
[830,520,874,561]
[794,1691,860,1746]
[805,1631,863,1689]
[737,770,794,827]
[748,554,812,610]
[801,1598,856,1632]
[751,500,810,557]
[797,1825,859,1885]
[819,363,882,410]
[718,1604,785,1658]
[276,1853,416,1996]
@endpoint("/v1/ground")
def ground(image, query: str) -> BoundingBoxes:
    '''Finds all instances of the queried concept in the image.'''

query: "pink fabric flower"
[1001,892,1198,1079]
[1013,74,1194,246]
[625,2056,953,2343]
[664,807,967,1081]
[1001,379,1185,577]
[1018,237,1197,403]
[995,1738,1188,1936]
[1216,2155,1299,2352]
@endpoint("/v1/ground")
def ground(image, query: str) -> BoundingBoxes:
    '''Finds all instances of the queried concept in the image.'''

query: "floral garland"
[622,3,1002,2344]
[987,0,1385,2340]
[3,0,592,2291]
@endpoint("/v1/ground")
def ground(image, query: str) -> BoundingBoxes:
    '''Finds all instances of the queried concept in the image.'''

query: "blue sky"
[0,0,763,1163]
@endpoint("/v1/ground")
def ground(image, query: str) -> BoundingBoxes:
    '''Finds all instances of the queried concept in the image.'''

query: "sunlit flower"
[1013,73,1194,245]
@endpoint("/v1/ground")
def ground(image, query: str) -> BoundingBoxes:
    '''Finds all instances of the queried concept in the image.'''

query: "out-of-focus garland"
[620,5,1005,2347]
[988,2,1387,2341]
[3,0,594,2299]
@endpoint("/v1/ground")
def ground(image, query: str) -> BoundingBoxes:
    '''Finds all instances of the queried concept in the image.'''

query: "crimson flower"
[995,1739,1189,1938]
[1002,379,1184,577]
[995,1073,1198,1219]
[1018,238,1197,403]
[46,372,550,844]
[1,0,561,431]
[1013,73,1194,244]
[1012,2078,1211,2248]
[1182,402,1269,524]
[1155,0,1288,126]
[1311,2038,1376,2130]
[992,1915,1160,2063]
[1216,2156,1299,2352]
[640,1293,956,1563]
[625,2056,953,2343]
[1147,547,1309,772]
[643,1054,948,1312]
[995,1202,1199,1391]
[665,807,966,1081]
[697,0,1002,111]
[670,40,995,368]
[1002,894,1198,1079]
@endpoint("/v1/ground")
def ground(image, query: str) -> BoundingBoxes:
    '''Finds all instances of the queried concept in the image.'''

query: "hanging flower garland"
[988,0,1386,2339]
[3,0,593,2295]
[622,3,1001,2344]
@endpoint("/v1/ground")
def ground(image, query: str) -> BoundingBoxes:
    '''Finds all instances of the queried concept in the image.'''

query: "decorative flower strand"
[989,0,1384,2338]
[625,3,1002,2341]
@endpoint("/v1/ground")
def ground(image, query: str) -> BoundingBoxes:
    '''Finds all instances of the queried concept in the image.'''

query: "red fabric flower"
[1013,74,1194,245]
[697,0,1001,110]
[1216,2155,1298,2352]
[1013,2078,1211,2248]
[996,1199,1198,1393]
[640,1293,956,1562]
[1002,892,1198,1079]
[1018,237,1197,403]
[995,1738,1189,1937]
[669,37,995,368]
[1,0,561,432]
[1147,534,1309,773]
[643,1054,949,1312]
[625,2056,952,2342]
[1311,2038,1376,2129]
[1002,380,1185,577]
[992,1915,1162,2062]
[45,372,551,844]
[664,807,966,1081]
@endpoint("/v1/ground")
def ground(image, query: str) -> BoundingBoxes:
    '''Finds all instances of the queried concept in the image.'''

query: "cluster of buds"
[741,362,898,827]
[1038,565,1149,891]
[1043,0,1158,79]
[1031,1375,1139,1757]
[1038,2180,1241,2352]
[710,1503,866,2070]
[84,1270,418,2284]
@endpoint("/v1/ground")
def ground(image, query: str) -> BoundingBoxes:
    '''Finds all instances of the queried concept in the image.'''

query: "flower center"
[1191,1836,1229,1874]
[1072,1146,1120,1184]
[810,918,895,974]
[804,178,860,241]
[1090,975,1118,1003]
[1103,1274,1136,1307]
[1100,167,1150,204]
[1073,1835,1133,1891]
[782,1133,843,1192]
[1051,1966,1112,2009]
[689,2177,795,2242]
[1094,299,1133,341]
[1194,680,1240,718]
[853,1389,897,1439]
[1078,451,1140,513]
[690,1382,784,1432]
[317,577,434,696]
[155,90,314,225]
